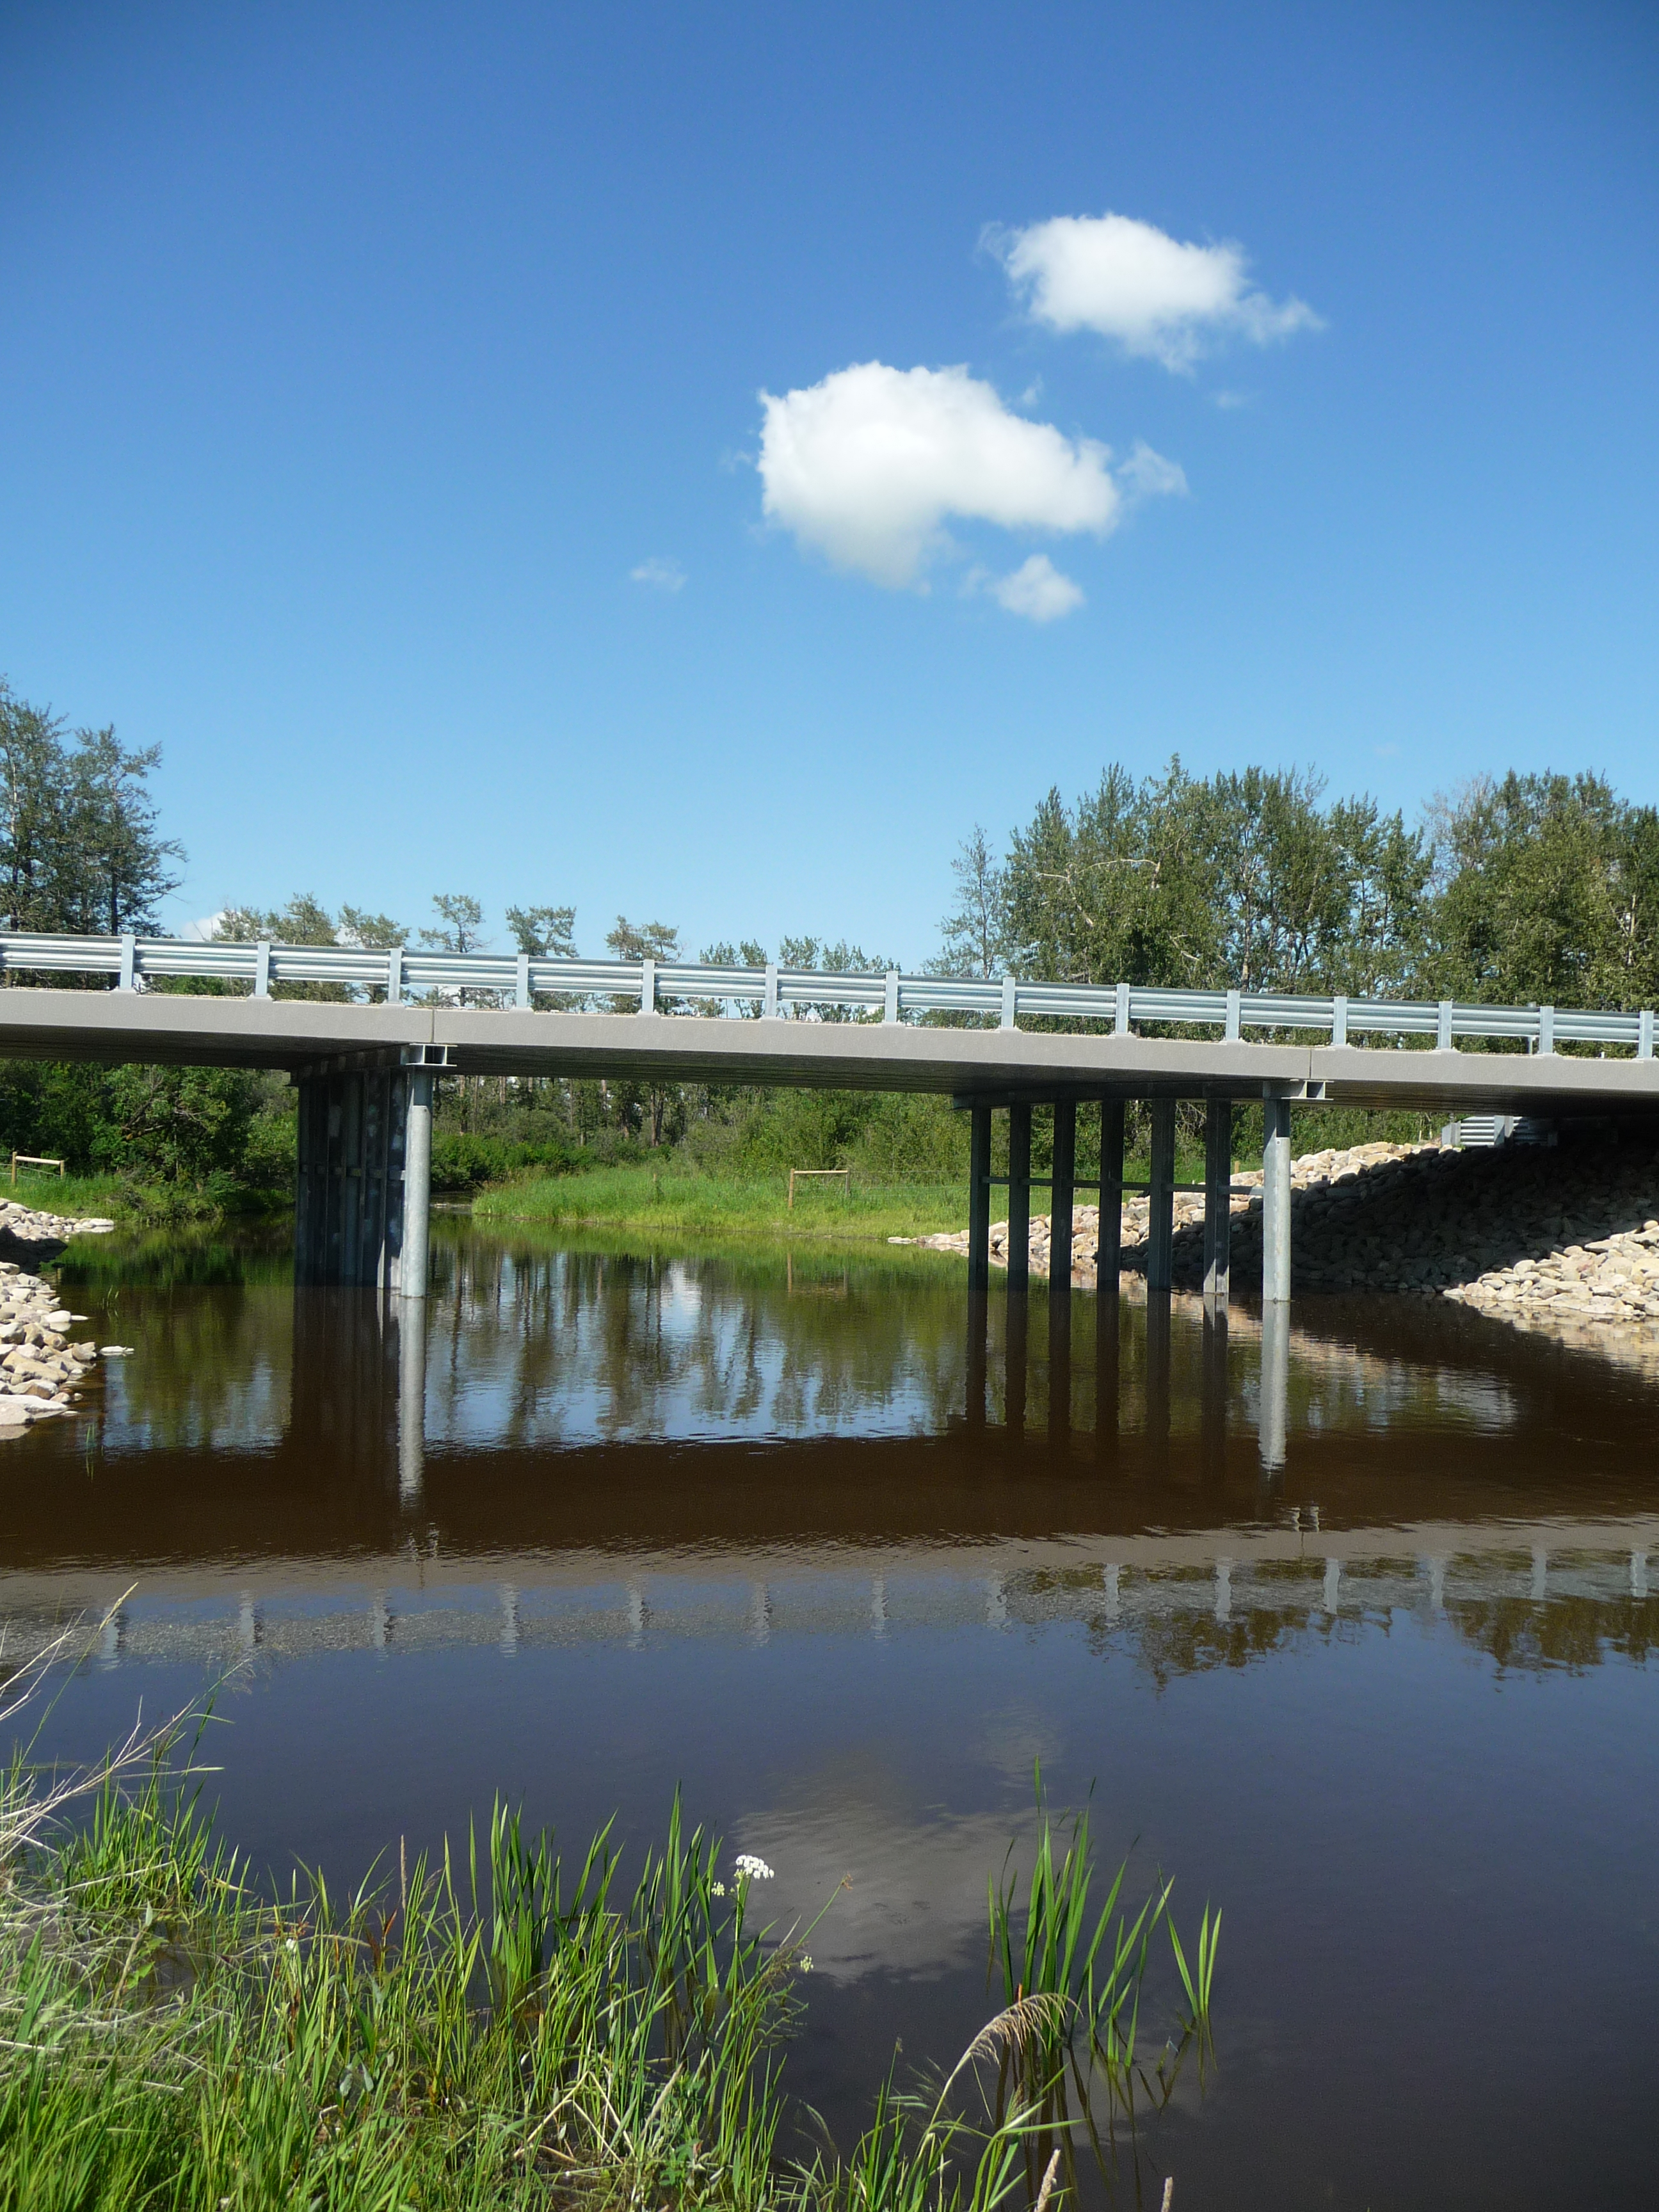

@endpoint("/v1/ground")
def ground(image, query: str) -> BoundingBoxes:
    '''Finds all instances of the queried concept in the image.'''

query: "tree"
[605,916,678,964]
[506,904,577,959]
[934,827,1009,980]
[1425,773,1659,1009]
[0,683,182,947]
[422,894,486,956]
[214,895,407,1002]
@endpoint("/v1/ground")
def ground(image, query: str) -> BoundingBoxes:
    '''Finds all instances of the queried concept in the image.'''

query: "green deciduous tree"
[0,682,182,943]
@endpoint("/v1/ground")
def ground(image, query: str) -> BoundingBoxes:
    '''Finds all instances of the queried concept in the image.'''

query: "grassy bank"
[0,1653,1217,2211]
[474,1166,972,1242]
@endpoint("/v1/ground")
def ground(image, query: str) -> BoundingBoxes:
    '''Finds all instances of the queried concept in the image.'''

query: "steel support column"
[294,1067,408,1289]
[1049,1100,1076,1292]
[968,1104,991,1291]
[1096,1099,1124,1292]
[1262,1090,1293,1303]
[1048,1102,1075,1446]
[1203,1096,1232,1301]
[1259,1297,1289,1470]
[399,1070,433,1300]
[1147,1099,1176,1293]
[1006,1103,1032,1294]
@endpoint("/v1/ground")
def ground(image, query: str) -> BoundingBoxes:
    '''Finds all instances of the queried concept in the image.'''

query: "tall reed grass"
[985,1775,1219,2202]
[0,1646,1217,2211]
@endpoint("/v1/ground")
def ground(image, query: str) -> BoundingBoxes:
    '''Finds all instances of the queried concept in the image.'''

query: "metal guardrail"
[0,931,1655,1060]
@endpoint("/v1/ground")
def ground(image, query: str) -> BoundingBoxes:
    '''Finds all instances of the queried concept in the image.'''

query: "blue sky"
[2,1,1655,963]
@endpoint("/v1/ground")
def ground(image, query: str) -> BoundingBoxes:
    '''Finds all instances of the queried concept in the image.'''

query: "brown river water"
[4,1220,1659,2209]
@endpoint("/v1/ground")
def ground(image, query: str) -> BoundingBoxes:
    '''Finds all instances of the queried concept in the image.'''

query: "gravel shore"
[0,1199,120,1433]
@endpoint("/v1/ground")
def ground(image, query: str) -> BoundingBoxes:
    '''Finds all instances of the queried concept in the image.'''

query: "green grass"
[0,1172,285,1232]
[1,1170,129,1220]
[474,1166,972,1243]
[0,1651,1220,2212]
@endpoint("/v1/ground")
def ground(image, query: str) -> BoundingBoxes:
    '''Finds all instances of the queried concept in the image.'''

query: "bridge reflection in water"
[6,1231,1659,1687]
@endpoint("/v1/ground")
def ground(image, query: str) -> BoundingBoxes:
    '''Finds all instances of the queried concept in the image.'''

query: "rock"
[917,1130,1659,1349]
[99,1345,135,1358]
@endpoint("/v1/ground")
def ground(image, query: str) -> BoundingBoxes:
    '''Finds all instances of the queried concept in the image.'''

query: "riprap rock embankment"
[900,1134,1659,1344]
[0,1200,120,1432]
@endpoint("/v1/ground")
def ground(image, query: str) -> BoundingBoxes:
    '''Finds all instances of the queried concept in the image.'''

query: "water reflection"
[10,1226,1659,1691]
[17,1224,1659,2210]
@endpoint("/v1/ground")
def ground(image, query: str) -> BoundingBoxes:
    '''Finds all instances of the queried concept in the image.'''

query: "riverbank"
[904,1132,1659,1342]
[474,1164,970,1242]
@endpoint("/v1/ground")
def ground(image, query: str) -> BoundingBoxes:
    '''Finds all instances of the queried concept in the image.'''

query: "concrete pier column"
[399,1070,433,1299]
[1096,1099,1124,1291]
[1203,1097,1232,1301]
[1147,1099,1176,1292]
[1006,1103,1032,1294]
[967,1104,991,1291]
[1262,1090,1293,1303]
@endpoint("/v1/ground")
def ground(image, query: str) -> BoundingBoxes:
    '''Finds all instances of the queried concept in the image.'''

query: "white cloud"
[989,554,1084,623]
[182,911,227,942]
[1118,440,1189,502]
[993,211,1321,371]
[758,360,1153,590]
[630,556,685,592]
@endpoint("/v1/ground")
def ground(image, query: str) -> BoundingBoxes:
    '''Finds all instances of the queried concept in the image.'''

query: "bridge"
[2,927,1657,1303]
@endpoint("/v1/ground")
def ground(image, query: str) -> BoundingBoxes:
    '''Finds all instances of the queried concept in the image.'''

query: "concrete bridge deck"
[3,984,1658,1119]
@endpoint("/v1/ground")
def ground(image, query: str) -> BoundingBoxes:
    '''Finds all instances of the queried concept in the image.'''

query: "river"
[4,1219,1658,2208]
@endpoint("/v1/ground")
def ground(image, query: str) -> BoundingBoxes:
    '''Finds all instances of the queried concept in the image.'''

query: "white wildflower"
[799,1953,813,1973]
[734,1853,774,1880]
[710,1880,726,1897]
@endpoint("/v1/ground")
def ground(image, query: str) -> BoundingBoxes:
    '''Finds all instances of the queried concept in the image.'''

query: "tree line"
[3,673,1657,1190]
[940,759,1659,1009]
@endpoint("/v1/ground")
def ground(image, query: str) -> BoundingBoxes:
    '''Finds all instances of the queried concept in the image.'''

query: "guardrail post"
[763,963,779,1019]
[1224,989,1241,1041]
[884,970,899,1023]
[1331,994,1348,1047]
[515,954,531,1009]
[1262,1091,1292,1303]
[253,940,271,999]
[1114,981,1131,1034]
[1006,1103,1032,1292]
[1148,1100,1176,1292]
[1641,1009,1655,1061]
[640,958,657,1014]
[387,948,403,1006]
[1203,1096,1231,1301]
[118,934,136,992]
[1000,975,1017,1030]
[1436,1000,1453,1050]
[1539,1005,1555,1055]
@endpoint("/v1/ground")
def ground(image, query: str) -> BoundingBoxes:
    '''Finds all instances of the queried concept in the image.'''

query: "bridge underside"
[3,988,1657,1300]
